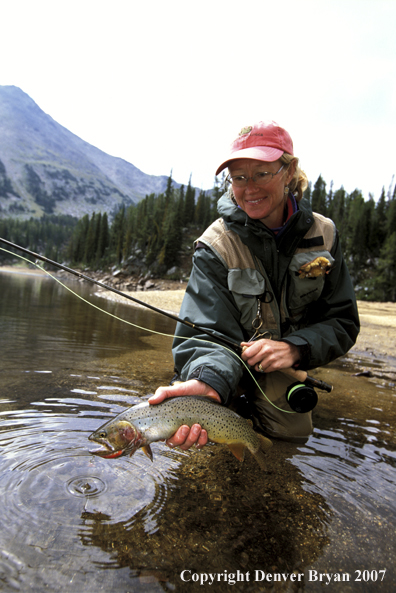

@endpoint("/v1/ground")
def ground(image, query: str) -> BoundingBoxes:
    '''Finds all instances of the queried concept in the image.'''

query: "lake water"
[0,269,395,592]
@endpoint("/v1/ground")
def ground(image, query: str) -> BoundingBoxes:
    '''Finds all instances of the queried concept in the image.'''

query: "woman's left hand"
[241,339,300,373]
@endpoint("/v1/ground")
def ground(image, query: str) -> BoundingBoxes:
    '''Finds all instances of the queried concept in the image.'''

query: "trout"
[89,396,272,469]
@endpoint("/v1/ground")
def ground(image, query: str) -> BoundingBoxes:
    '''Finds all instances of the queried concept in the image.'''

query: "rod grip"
[282,368,333,392]
[266,366,334,393]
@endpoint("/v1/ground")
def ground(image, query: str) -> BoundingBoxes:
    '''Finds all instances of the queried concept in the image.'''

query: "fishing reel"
[285,381,318,413]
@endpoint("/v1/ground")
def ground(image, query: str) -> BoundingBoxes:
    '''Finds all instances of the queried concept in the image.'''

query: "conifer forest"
[1,173,396,302]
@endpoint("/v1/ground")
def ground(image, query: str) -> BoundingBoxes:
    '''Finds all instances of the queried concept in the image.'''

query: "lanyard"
[248,298,273,342]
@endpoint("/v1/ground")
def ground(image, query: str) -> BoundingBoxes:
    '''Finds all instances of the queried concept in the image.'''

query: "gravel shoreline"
[2,264,395,364]
[96,283,396,363]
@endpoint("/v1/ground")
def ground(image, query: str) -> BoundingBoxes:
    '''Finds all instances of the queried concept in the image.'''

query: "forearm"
[172,249,246,404]
[173,324,243,404]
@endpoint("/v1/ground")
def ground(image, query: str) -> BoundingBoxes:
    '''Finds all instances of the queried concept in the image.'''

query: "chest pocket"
[227,268,265,331]
[287,250,335,317]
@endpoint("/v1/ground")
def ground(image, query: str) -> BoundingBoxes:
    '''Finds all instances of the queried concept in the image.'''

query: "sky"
[1,0,395,199]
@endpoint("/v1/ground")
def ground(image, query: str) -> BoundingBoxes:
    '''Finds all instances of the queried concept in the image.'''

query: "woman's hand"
[148,379,221,450]
[241,339,300,373]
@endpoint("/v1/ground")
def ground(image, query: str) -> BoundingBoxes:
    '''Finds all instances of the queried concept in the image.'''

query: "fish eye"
[98,431,107,438]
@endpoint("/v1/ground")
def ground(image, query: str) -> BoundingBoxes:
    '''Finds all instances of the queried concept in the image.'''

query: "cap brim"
[215,146,284,176]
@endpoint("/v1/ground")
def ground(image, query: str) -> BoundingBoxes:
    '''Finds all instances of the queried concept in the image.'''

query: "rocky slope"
[0,85,186,219]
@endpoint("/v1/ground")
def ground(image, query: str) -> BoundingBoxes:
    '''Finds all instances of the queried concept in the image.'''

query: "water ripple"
[0,395,183,589]
[0,549,25,591]
[291,419,396,520]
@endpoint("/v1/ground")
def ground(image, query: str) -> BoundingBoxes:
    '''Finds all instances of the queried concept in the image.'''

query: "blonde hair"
[280,153,308,202]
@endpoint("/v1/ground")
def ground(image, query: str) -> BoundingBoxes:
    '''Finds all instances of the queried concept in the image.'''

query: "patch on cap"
[238,126,252,136]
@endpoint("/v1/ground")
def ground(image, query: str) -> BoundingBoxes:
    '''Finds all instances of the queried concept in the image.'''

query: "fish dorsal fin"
[141,445,153,462]
[227,442,246,462]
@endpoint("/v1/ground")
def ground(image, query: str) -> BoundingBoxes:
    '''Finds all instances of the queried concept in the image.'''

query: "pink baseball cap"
[215,120,294,175]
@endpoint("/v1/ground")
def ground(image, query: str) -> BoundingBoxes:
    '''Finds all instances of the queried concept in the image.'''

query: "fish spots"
[90,396,271,469]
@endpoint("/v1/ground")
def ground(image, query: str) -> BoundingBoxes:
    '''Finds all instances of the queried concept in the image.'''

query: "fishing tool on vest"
[245,298,332,413]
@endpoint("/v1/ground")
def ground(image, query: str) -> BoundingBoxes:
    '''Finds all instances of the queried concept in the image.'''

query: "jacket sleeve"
[283,231,360,369]
[172,247,246,405]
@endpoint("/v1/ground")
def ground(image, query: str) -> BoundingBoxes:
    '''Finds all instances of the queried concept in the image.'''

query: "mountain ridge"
[0,85,193,219]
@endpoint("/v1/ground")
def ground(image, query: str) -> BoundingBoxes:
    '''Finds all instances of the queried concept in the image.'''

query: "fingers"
[240,340,300,373]
[148,380,221,405]
[240,340,271,368]
[166,424,208,451]
[149,380,217,452]
[149,385,171,405]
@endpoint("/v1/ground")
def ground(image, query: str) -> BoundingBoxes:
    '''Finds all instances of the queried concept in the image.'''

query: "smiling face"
[228,158,296,228]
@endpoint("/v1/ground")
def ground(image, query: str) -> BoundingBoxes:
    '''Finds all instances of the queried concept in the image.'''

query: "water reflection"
[0,376,185,591]
[0,270,395,592]
[0,270,175,389]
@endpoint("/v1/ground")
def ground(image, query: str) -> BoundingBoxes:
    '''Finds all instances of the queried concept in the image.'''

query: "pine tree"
[164,171,173,204]
[331,187,347,234]
[96,212,109,261]
[194,190,206,227]
[376,232,396,301]
[210,175,225,221]
[110,206,125,264]
[373,187,388,256]
[70,214,89,263]
[184,174,195,224]
[311,175,327,215]
[158,201,181,271]
[84,213,98,264]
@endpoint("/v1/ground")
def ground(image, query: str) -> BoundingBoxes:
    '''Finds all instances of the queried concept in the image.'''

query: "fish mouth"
[89,443,125,459]
[88,437,125,459]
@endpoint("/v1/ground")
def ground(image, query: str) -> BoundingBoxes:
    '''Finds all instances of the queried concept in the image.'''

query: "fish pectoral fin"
[258,433,272,452]
[141,444,153,462]
[227,442,246,462]
[252,434,273,470]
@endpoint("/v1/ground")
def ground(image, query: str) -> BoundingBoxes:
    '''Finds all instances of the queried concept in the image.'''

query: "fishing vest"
[196,213,336,340]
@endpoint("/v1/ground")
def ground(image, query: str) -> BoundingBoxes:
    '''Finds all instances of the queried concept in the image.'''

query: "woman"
[149,120,360,447]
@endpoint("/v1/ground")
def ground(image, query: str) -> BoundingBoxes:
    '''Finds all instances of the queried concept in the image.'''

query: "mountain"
[0,85,188,219]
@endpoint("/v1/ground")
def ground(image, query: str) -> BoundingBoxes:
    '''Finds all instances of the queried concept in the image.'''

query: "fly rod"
[0,237,333,393]
[0,237,240,350]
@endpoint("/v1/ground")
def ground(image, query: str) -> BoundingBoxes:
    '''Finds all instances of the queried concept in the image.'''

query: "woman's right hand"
[148,379,221,450]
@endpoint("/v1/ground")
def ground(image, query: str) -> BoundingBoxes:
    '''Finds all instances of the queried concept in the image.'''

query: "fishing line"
[0,246,294,414]
[0,246,187,340]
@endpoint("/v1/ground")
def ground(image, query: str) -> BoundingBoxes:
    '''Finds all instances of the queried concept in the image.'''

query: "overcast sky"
[1,0,395,199]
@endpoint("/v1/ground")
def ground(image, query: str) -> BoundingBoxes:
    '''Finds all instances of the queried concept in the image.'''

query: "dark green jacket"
[172,194,360,404]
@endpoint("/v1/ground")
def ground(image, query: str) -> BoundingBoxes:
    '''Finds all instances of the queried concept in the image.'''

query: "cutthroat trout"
[89,396,272,469]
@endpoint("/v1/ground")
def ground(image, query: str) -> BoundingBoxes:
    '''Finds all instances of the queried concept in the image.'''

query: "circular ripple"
[66,475,107,498]
[0,396,185,592]
[0,400,182,545]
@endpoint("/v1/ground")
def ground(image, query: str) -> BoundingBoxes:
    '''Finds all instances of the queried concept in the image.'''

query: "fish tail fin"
[252,434,272,470]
